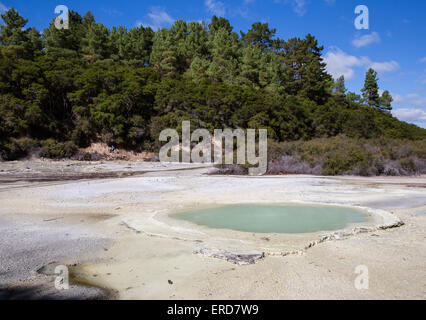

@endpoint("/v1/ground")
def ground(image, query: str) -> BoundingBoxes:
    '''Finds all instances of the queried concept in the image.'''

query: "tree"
[361,68,380,108]
[380,90,393,112]
[208,16,233,35]
[25,27,43,57]
[334,76,346,95]
[0,8,28,46]
[43,10,86,54]
[240,45,262,86]
[1,9,426,161]
[181,22,208,67]
[279,34,331,103]
[346,91,361,104]
[207,27,240,83]
[189,56,210,83]
[150,28,179,78]
[83,11,95,27]
[81,22,111,59]
[0,8,41,59]
[109,26,127,59]
[124,26,154,63]
[332,75,347,105]
[240,22,276,52]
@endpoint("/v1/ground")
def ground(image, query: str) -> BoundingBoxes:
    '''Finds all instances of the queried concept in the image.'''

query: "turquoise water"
[172,204,367,234]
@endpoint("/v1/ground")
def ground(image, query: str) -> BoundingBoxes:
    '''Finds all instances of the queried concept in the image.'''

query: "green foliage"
[361,68,380,108]
[241,22,276,51]
[380,90,393,112]
[39,139,78,159]
[0,8,28,47]
[0,8,425,165]
[0,8,42,59]
[43,10,87,55]
[0,137,38,160]
[82,22,111,59]
[269,136,426,176]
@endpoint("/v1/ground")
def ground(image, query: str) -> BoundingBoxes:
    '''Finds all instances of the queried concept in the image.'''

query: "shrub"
[212,164,249,175]
[39,139,78,159]
[268,136,426,176]
[268,155,322,175]
[0,138,39,161]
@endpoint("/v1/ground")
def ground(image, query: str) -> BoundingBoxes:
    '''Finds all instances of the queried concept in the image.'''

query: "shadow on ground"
[0,283,111,300]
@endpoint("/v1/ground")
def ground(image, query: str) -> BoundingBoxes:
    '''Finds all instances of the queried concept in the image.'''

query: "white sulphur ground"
[0,161,425,299]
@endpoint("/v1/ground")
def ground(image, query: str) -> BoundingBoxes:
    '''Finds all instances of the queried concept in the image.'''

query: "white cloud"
[274,0,307,17]
[276,0,333,15]
[205,0,226,16]
[137,7,174,30]
[352,32,381,48]
[324,48,399,80]
[323,49,364,80]
[420,57,426,63]
[393,108,426,122]
[0,2,8,13]
[391,93,405,105]
[409,95,426,108]
[291,0,307,16]
[369,60,399,73]
[390,92,426,109]
[406,93,419,99]
[233,6,250,19]
[148,8,174,26]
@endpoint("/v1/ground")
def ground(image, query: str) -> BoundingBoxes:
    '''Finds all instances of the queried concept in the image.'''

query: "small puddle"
[171,204,368,234]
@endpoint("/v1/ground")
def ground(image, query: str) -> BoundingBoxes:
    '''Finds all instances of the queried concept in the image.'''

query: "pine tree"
[109,26,127,59]
[0,8,35,59]
[189,56,210,83]
[0,8,28,46]
[43,10,86,54]
[83,11,95,27]
[124,26,154,63]
[380,90,393,112]
[208,16,233,35]
[279,34,331,103]
[332,76,347,104]
[150,28,178,78]
[181,22,208,66]
[346,92,361,103]
[334,76,346,95]
[207,27,240,83]
[361,68,380,108]
[240,22,276,52]
[81,22,110,59]
[240,45,262,86]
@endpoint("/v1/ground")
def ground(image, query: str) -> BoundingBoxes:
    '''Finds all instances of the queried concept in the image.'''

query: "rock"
[168,280,173,285]
[353,227,371,234]
[196,249,265,265]
[330,230,352,240]
[379,220,405,230]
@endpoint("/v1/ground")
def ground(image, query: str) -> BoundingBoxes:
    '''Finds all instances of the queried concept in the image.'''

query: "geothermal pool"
[171,204,368,234]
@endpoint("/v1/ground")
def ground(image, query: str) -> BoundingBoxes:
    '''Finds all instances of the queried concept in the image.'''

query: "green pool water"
[171,204,367,234]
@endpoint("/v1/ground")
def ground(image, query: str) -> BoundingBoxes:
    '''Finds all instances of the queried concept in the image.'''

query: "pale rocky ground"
[0,159,425,300]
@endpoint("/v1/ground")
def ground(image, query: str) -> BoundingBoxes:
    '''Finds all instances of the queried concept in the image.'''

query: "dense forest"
[0,9,425,174]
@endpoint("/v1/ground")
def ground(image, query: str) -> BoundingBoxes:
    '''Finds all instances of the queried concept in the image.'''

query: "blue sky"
[1,0,425,127]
